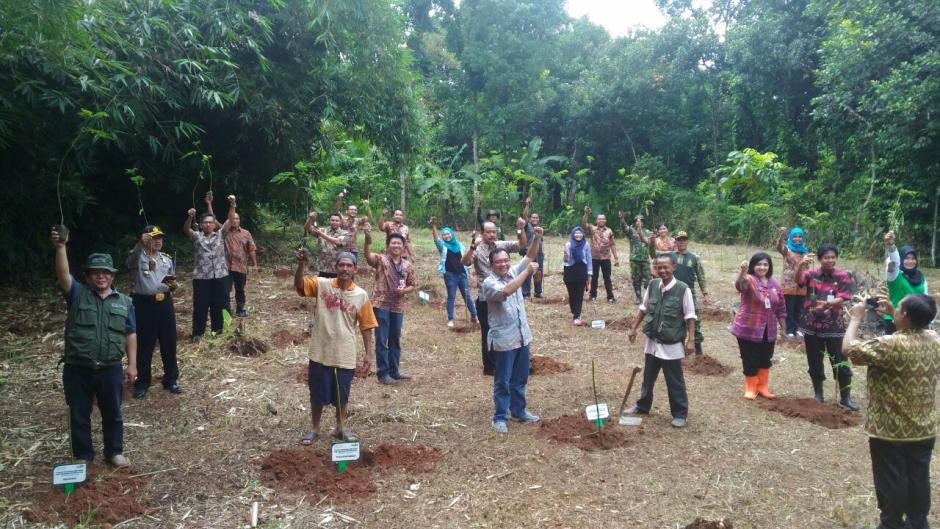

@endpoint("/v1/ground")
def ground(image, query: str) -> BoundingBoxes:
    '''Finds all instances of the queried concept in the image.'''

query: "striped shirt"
[798,267,853,337]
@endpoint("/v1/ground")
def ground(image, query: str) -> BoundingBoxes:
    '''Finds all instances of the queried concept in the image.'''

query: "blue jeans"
[443,271,477,321]
[374,308,404,379]
[492,344,530,422]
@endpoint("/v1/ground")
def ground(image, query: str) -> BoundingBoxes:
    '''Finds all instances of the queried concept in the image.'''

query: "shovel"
[617,366,643,426]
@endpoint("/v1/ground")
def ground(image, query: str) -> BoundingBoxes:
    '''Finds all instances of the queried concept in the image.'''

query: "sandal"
[300,431,319,446]
[331,428,359,442]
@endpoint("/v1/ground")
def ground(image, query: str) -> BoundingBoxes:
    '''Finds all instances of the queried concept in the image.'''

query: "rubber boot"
[694,342,703,356]
[811,378,824,402]
[756,368,776,399]
[743,376,758,400]
[839,373,860,411]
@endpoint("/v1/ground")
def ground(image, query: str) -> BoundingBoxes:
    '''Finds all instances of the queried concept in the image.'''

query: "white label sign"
[591,320,606,329]
[53,463,87,485]
[331,441,361,462]
[418,291,430,303]
[584,402,609,421]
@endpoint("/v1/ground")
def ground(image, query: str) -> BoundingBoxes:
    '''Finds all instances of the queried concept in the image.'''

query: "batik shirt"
[587,225,614,260]
[798,267,853,337]
[191,229,229,280]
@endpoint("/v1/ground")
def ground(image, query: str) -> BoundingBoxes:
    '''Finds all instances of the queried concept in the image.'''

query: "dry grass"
[2,232,939,528]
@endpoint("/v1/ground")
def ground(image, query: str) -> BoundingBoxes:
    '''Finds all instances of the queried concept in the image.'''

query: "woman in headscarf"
[429,217,477,328]
[883,231,928,334]
[563,226,592,326]
[776,226,809,337]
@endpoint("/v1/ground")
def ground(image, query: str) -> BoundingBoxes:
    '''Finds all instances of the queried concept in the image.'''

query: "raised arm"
[516,217,527,249]
[581,206,593,234]
[884,231,900,282]
[333,191,345,215]
[377,208,389,232]
[521,196,531,221]
[775,227,788,256]
[304,212,318,236]
[461,231,479,266]
[428,216,439,241]
[735,260,751,293]
[525,226,543,261]
[363,230,380,268]
[204,192,223,231]
[618,211,628,234]
[795,255,813,287]
[51,228,72,292]
[223,195,237,231]
[183,208,196,237]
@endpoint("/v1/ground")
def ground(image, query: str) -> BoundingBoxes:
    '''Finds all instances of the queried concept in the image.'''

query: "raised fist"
[187,208,197,217]
[227,194,236,204]
[533,226,544,237]
[516,217,526,229]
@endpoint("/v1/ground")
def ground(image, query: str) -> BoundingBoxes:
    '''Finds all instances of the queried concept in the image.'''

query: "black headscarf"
[897,245,924,287]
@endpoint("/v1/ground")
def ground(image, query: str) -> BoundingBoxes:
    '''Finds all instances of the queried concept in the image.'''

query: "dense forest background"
[1,0,937,279]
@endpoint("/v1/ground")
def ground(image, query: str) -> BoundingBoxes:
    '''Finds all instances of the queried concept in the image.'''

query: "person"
[844,294,940,529]
[378,208,413,258]
[672,231,709,356]
[483,227,544,434]
[126,225,181,399]
[775,226,809,337]
[731,253,788,400]
[648,223,676,279]
[463,218,527,375]
[582,206,620,302]
[619,212,652,304]
[222,195,257,317]
[520,196,544,298]
[429,217,478,327]
[184,192,229,342]
[562,226,592,326]
[795,244,858,409]
[476,195,505,240]
[333,191,372,258]
[52,228,137,467]
[882,231,928,334]
[295,250,377,444]
[364,230,416,384]
[626,254,697,428]
[305,212,349,278]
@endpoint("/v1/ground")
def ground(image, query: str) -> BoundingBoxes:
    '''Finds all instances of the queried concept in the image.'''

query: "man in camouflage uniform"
[672,231,709,356]
[619,212,652,304]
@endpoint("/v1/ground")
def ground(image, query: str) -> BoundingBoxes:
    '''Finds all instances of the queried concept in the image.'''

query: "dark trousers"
[225,270,247,313]
[784,294,804,335]
[192,277,227,336]
[590,258,614,300]
[476,299,495,375]
[804,334,852,387]
[63,364,124,460]
[565,280,585,319]
[635,352,688,419]
[521,253,544,297]
[373,308,404,379]
[630,260,651,299]
[869,437,935,529]
[133,294,179,388]
[737,337,774,376]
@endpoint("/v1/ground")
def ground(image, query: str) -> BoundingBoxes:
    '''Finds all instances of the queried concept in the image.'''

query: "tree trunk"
[932,188,939,267]
[566,142,579,207]
[472,130,480,225]
[855,140,877,235]
[399,167,407,212]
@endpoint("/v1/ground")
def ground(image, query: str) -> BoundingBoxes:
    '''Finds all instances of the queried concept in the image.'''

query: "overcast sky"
[565,0,712,36]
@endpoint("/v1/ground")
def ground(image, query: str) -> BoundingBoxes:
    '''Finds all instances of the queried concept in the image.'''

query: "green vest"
[64,286,132,368]
[642,278,689,344]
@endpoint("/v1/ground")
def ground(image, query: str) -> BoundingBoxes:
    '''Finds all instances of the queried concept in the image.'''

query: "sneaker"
[163,382,183,395]
[796,331,805,337]
[534,294,543,299]
[378,376,398,385]
[236,309,248,317]
[625,405,648,415]
[510,410,540,423]
[447,320,455,328]
[607,298,616,304]
[390,372,412,380]
[132,386,148,399]
[787,333,795,338]
[573,318,583,326]
[671,417,688,428]
[109,454,131,468]
[589,296,597,302]
[491,420,508,434]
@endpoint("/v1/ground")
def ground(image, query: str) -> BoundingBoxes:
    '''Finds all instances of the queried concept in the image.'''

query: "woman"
[430,218,478,327]
[882,231,928,334]
[731,253,788,400]
[650,223,677,256]
[776,226,808,337]
[795,244,858,410]
[562,226,592,326]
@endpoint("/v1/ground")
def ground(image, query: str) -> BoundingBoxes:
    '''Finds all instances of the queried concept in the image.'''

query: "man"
[364,230,416,384]
[582,206,620,303]
[626,254,697,428]
[184,192,229,341]
[378,207,413,258]
[222,195,257,317]
[476,195,505,240]
[619,212,652,304]
[295,250,377,444]
[463,218,528,375]
[844,294,940,529]
[672,231,709,356]
[52,228,137,467]
[520,196,544,299]
[305,212,349,278]
[333,191,372,258]
[126,225,181,399]
[483,228,543,434]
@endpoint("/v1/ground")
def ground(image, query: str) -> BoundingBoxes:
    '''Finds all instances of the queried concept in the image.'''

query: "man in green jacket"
[52,228,137,467]
[672,231,708,355]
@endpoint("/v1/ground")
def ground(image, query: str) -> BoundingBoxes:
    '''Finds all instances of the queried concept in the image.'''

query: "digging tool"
[617,366,643,426]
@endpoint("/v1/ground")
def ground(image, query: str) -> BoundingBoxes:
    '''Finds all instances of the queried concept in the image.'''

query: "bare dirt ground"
[2,232,939,528]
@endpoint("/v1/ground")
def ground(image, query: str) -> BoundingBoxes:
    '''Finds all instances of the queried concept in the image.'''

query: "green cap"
[85,253,118,273]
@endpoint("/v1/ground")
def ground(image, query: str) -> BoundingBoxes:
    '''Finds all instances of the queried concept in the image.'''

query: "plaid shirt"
[798,267,853,337]
[730,275,787,342]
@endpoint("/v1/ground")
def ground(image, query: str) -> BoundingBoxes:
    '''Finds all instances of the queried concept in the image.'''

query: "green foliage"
[717,149,786,202]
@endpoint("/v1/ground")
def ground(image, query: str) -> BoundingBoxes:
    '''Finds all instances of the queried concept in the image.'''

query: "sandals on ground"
[300,431,319,446]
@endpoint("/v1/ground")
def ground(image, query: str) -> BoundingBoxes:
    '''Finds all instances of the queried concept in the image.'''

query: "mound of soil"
[226,336,269,356]
[685,518,733,529]
[532,297,566,305]
[22,469,150,526]
[759,397,863,429]
[449,324,477,334]
[529,355,573,375]
[606,317,634,331]
[698,305,729,322]
[683,355,734,376]
[535,415,640,451]
[271,329,310,348]
[260,443,442,503]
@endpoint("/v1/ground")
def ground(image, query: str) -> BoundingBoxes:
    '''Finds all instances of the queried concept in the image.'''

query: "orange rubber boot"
[756,368,776,399]
[743,376,758,400]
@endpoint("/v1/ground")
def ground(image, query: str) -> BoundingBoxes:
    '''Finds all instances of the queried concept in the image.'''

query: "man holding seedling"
[333,191,372,259]
[483,226,544,434]
[222,195,257,317]
[295,250,377,444]
[582,205,620,303]
[52,228,137,467]
[184,192,229,342]
[305,211,349,279]
[671,231,708,356]
[626,253,697,428]
[619,212,651,304]
[378,208,413,259]
[520,196,544,299]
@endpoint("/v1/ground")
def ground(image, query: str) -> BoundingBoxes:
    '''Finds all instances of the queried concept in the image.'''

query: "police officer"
[52,228,137,467]
[127,225,181,398]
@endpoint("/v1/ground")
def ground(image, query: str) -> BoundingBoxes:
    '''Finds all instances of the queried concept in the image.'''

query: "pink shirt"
[731,275,787,342]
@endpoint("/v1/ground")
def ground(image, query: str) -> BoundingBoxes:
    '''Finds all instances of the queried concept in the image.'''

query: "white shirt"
[638,277,697,360]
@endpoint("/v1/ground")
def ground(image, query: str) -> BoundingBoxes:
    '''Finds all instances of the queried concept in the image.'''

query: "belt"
[133,292,171,302]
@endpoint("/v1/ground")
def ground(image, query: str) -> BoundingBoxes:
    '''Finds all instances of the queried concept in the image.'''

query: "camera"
[866,296,880,310]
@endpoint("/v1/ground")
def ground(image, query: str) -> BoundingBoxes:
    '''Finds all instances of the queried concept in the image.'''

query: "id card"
[826,293,835,303]
[764,297,771,309]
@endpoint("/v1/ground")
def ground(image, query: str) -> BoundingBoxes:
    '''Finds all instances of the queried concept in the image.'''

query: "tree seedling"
[331,368,360,473]
[584,360,608,440]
